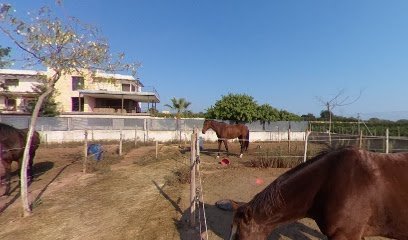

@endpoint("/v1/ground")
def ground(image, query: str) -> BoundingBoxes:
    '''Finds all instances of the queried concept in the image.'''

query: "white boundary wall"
[40,129,306,143]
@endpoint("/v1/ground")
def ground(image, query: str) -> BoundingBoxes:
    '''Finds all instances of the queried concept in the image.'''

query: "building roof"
[79,89,160,103]
[0,69,142,84]
[0,69,46,76]
[94,70,144,86]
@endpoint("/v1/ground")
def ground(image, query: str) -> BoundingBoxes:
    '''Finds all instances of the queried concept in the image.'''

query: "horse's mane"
[0,123,21,140]
[247,146,350,215]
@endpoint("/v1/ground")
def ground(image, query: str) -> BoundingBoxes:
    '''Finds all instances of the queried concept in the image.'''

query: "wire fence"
[0,115,308,132]
[2,116,408,153]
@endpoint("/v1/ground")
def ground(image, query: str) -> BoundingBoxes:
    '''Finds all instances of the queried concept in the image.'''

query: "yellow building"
[0,68,159,115]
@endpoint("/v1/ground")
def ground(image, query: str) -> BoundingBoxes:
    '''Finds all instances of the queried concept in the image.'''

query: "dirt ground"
[0,142,392,240]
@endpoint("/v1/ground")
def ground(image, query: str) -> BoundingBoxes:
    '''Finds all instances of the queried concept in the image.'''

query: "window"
[72,76,84,91]
[122,84,131,92]
[2,79,19,90]
[71,97,84,111]
[5,79,19,86]
[5,97,16,111]
[122,83,136,92]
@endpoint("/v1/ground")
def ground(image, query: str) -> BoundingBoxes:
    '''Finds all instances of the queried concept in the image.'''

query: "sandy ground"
[0,142,393,240]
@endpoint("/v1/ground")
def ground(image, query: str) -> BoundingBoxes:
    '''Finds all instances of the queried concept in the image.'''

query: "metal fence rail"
[0,115,309,132]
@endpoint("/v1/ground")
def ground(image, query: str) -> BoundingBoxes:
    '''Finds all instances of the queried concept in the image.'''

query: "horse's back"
[369,152,408,237]
[19,128,41,151]
[315,148,408,238]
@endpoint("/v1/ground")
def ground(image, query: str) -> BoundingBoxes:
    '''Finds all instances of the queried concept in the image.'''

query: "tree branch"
[0,26,45,62]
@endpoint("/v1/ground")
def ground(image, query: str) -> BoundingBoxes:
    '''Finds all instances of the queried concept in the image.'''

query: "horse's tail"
[245,128,250,151]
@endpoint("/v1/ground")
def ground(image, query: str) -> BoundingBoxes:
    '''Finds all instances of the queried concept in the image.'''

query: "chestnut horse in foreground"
[202,120,249,158]
[0,123,40,196]
[229,147,408,239]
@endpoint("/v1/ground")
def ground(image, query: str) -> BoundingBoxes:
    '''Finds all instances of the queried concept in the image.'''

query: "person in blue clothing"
[87,144,103,161]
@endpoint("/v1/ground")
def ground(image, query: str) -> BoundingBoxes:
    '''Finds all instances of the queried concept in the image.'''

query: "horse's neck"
[251,159,329,225]
[209,121,222,133]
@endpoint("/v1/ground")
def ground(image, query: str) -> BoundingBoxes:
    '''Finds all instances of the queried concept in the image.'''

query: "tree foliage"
[0,45,10,68]
[257,104,280,123]
[279,110,301,121]
[205,93,300,123]
[164,97,191,118]
[301,113,317,121]
[0,45,11,90]
[26,82,60,117]
[206,93,259,122]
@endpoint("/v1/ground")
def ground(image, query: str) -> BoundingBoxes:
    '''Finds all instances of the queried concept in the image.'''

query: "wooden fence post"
[195,128,200,173]
[359,130,363,149]
[385,128,389,153]
[303,131,311,163]
[144,118,148,143]
[119,131,123,156]
[190,129,197,227]
[91,128,94,141]
[156,141,158,159]
[134,127,138,147]
[287,127,291,153]
[83,130,88,173]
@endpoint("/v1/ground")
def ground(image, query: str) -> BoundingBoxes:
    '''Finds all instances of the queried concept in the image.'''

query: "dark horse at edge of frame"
[228,146,408,240]
[201,119,249,158]
[0,123,40,196]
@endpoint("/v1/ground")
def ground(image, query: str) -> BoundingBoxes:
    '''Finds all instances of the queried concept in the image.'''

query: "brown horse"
[0,123,40,196]
[229,147,408,240]
[202,119,249,158]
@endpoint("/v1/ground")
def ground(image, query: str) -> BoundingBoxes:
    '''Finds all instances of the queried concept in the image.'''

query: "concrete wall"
[39,128,307,144]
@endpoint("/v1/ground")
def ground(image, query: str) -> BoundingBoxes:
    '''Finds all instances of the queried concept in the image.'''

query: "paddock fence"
[0,115,309,143]
[1,115,408,153]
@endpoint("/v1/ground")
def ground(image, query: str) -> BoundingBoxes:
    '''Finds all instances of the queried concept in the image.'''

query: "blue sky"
[3,0,408,120]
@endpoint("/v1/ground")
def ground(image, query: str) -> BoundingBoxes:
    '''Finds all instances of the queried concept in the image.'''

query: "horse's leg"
[27,152,36,183]
[223,140,229,156]
[0,160,8,196]
[1,161,11,196]
[217,140,222,158]
[238,136,244,158]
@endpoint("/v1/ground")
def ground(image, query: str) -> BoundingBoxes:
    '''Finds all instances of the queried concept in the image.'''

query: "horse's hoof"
[239,154,243,158]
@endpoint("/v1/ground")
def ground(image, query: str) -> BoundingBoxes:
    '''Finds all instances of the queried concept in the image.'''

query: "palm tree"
[164,97,191,118]
[165,97,191,143]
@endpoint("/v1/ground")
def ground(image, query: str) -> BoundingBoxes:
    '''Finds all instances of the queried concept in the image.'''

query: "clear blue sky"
[3,0,408,120]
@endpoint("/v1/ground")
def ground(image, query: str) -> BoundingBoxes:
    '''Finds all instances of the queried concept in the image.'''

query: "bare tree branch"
[316,89,363,144]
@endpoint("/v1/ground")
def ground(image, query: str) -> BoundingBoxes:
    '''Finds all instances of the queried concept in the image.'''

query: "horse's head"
[229,202,269,240]
[202,120,211,134]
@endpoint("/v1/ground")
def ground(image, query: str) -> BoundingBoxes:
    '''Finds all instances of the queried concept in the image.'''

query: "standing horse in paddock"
[229,147,408,240]
[202,119,249,158]
[0,123,40,196]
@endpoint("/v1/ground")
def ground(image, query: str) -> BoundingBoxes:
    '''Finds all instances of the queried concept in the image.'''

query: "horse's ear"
[215,199,246,212]
[231,200,245,211]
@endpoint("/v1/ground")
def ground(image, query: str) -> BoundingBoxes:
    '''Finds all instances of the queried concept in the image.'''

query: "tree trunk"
[20,73,59,217]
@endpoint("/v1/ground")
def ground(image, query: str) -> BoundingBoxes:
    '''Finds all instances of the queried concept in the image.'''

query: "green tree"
[26,82,60,116]
[279,110,302,121]
[164,97,191,118]
[0,45,11,90]
[256,104,280,123]
[206,93,258,123]
[0,3,138,216]
[0,45,10,68]
[301,113,317,121]
[320,110,332,120]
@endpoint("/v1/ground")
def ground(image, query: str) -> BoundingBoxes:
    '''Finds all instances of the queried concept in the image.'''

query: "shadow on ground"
[175,201,326,240]
[153,179,326,240]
